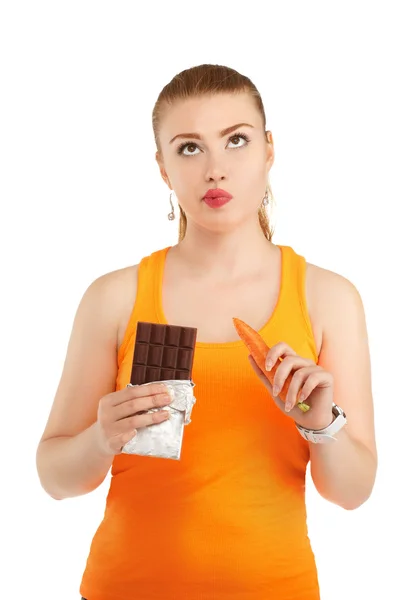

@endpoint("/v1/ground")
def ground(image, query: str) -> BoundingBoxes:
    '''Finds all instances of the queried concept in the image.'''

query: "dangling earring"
[168,192,175,221]
[262,190,269,207]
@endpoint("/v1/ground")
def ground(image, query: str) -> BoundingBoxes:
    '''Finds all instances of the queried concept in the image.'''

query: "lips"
[203,188,233,200]
[203,188,233,208]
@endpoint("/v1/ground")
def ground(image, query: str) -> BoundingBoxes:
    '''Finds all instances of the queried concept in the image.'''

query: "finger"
[272,356,314,398]
[284,366,316,412]
[110,428,138,453]
[265,342,297,372]
[109,407,171,438]
[127,407,172,430]
[113,382,171,406]
[299,370,334,403]
[114,392,172,421]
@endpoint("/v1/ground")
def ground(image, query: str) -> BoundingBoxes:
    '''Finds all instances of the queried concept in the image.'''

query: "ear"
[155,151,172,189]
[265,130,273,144]
[265,131,275,168]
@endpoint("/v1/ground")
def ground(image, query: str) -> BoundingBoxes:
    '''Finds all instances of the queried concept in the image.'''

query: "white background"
[1,1,399,598]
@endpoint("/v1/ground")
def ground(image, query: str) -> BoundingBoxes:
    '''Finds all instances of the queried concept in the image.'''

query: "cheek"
[172,160,202,191]
[236,154,267,183]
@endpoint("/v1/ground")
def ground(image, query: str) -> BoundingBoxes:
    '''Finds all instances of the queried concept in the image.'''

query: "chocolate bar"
[130,322,197,386]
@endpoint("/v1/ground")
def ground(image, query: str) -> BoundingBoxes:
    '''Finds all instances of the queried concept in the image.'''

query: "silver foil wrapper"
[121,379,196,460]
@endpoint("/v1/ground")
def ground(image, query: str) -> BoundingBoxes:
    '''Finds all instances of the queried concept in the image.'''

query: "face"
[156,92,274,234]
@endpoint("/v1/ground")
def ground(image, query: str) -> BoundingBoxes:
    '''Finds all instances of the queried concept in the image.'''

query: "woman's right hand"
[95,383,173,455]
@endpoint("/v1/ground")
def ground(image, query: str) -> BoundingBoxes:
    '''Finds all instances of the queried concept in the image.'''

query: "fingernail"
[161,394,172,404]
[272,385,279,397]
[285,402,291,412]
[299,393,305,402]
[266,360,273,371]
[164,385,175,400]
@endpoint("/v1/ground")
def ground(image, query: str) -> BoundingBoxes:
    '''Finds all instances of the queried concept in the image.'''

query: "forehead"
[159,92,263,142]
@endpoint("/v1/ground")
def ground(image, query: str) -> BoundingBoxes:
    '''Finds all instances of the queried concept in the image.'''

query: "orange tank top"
[80,244,320,600]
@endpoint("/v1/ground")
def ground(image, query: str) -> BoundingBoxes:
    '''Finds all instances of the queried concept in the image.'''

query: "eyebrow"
[169,122,254,144]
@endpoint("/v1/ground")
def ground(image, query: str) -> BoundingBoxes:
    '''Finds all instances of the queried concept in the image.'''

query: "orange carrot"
[233,317,310,412]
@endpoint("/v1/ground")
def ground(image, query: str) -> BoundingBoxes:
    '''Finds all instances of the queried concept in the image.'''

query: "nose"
[204,153,227,183]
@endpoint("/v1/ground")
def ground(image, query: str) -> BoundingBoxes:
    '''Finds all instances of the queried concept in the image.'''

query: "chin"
[199,216,245,235]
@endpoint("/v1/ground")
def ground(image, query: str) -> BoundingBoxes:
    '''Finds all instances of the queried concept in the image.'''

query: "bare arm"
[36,268,134,500]
[308,267,377,509]
[37,424,115,500]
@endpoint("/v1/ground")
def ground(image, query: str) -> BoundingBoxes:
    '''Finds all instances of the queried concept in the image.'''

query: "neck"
[172,216,276,279]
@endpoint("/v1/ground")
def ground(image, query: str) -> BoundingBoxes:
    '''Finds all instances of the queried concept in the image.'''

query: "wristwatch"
[295,404,347,444]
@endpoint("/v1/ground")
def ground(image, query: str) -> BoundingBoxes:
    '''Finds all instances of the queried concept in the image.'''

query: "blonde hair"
[152,64,274,242]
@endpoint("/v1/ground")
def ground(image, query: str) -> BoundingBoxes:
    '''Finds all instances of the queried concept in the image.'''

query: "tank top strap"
[268,245,318,361]
[277,245,307,313]
[134,246,170,318]
[117,247,170,365]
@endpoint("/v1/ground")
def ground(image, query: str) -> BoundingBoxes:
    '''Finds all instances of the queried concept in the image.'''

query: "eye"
[227,133,250,148]
[177,142,200,156]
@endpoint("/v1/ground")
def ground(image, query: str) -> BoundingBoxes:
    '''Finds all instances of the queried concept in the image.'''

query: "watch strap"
[296,404,347,444]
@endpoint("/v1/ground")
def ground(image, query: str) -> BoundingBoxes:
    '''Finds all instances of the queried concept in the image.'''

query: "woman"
[36,64,377,599]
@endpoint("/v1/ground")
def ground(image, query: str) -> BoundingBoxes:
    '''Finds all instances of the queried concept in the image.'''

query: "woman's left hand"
[248,341,335,430]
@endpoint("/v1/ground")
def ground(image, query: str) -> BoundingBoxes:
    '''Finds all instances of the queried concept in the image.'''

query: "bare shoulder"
[306,261,365,332]
[89,263,139,324]
[84,263,140,354]
[89,263,139,303]
[75,263,139,349]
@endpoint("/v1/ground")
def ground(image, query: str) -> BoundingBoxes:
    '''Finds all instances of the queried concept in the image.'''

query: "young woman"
[36,64,377,599]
